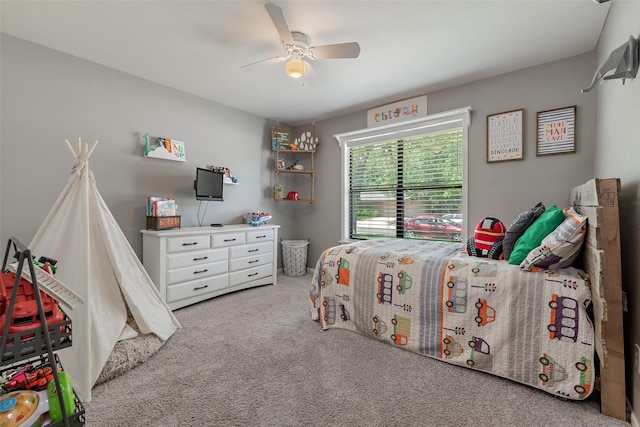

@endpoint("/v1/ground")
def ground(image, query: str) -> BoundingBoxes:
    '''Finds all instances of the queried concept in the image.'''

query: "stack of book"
[147,197,177,217]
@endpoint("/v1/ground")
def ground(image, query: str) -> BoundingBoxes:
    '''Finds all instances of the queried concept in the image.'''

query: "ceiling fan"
[241,3,361,86]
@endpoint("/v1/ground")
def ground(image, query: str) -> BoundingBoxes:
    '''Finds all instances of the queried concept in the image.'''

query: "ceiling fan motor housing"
[288,31,310,58]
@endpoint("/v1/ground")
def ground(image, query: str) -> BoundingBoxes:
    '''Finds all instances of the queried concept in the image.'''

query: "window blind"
[348,127,463,241]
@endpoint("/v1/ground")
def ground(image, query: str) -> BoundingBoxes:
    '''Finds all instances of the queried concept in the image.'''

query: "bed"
[309,178,625,420]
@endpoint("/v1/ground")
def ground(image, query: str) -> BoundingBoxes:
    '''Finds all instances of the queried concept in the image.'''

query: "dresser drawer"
[167,248,227,270]
[246,228,274,243]
[229,241,273,259]
[166,275,228,303]
[167,260,227,285]
[167,235,210,253]
[211,232,246,248]
[229,263,273,287]
[229,253,273,272]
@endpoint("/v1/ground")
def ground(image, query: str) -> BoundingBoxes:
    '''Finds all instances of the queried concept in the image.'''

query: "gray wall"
[593,0,640,421]
[0,34,295,262]
[303,53,597,266]
[0,35,598,276]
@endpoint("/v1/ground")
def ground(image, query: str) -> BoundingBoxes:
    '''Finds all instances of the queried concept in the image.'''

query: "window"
[335,107,471,243]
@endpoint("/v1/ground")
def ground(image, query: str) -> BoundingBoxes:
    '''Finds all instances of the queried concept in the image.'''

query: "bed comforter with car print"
[309,238,595,400]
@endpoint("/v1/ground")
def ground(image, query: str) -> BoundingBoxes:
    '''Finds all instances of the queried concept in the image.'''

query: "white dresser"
[141,224,279,310]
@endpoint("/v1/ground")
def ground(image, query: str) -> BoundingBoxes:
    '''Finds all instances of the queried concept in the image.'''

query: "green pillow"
[508,205,565,265]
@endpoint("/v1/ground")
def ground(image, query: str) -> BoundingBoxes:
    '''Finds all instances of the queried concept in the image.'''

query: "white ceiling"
[1,1,610,126]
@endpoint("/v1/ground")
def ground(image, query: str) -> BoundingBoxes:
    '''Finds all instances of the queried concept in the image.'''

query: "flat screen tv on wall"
[194,167,224,201]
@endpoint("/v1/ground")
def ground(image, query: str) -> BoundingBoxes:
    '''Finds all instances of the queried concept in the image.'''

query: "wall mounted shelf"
[274,149,315,204]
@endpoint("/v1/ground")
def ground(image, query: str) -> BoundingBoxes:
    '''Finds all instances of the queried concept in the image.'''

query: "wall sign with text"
[366,95,428,128]
[486,108,524,163]
[536,106,576,156]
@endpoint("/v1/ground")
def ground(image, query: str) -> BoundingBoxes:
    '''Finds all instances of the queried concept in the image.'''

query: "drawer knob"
[248,249,259,253]
[256,235,267,239]
[182,242,199,246]
[224,238,237,242]
[248,259,259,264]
[193,269,209,274]
[248,272,259,277]
[193,256,209,261]
[193,285,209,291]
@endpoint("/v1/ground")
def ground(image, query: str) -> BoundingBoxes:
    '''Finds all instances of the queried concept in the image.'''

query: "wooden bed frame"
[570,178,626,420]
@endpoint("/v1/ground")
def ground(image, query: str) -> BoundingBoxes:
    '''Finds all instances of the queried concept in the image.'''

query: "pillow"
[466,217,506,259]
[519,207,588,271]
[502,202,545,261]
[507,205,565,265]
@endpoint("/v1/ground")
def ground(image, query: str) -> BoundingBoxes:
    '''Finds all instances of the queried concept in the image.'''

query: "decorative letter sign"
[367,95,428,128]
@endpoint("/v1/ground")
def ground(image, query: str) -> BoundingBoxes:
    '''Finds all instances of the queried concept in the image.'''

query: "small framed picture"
[536,106,576,156]
[486,108,524,163]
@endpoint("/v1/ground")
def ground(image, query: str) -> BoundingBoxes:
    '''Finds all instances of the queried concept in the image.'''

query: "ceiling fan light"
[286,59,307,79]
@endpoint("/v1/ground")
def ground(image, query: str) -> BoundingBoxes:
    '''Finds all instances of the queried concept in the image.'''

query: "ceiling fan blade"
[265,3,294,46]
[303,61,322,88]
[241,55,289,71]
[309,42,361,60]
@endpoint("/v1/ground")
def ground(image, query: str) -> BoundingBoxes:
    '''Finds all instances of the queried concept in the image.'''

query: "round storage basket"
[281,239,309,277]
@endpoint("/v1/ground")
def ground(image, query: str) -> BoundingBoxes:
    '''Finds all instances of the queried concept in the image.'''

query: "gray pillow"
[502,202,545,261]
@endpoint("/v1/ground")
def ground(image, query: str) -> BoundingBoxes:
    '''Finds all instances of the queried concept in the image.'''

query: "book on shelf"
[146,197,177,217]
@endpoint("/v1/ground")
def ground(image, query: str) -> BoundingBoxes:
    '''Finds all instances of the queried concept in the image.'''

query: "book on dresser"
[141,224,280,310]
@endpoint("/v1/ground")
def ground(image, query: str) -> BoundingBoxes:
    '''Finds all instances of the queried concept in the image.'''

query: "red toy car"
[0,272,65,342]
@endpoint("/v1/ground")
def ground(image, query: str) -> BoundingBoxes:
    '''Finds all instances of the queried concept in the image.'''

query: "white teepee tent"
[28,139,181,401]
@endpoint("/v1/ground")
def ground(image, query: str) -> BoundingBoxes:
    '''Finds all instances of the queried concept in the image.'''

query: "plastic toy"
[32,256,58,275]
[3,365,59,392]
[0,389,49,427]
[1,365,32,393]
[243,212,272,227]
[273,185,283,200]
[47,371,75,422]
[3,368,31,392]
[0,271,65,342]
[286,191,300,201]
[6,254,58,275]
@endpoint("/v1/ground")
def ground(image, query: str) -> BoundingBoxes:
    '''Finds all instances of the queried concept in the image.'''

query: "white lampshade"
[285,59,307,79]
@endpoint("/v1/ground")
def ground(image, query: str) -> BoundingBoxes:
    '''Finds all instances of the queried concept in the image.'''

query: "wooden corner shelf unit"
[274,149,315,204]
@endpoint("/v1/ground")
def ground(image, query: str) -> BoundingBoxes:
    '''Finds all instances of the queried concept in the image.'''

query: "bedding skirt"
[309,238,595,400]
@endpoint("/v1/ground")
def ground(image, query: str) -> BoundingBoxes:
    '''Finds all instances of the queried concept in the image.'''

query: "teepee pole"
[64,138,99,167]
[86,140,98,159]
[64,139,78,162]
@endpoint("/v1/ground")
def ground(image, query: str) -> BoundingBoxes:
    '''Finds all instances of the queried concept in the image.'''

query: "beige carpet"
[84,273,629,426]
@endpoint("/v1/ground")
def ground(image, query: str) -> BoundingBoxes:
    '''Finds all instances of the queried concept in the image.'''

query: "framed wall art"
[536,105,576,156]
[486,108,524,163]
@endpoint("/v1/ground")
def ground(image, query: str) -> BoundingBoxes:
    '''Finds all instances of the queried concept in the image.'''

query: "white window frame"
[334,106,472,243]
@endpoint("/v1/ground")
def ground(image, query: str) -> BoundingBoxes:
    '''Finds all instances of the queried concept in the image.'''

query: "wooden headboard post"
[570,178,626,420]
